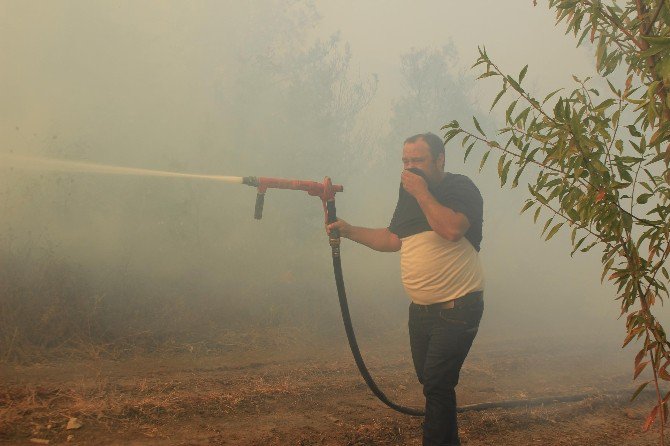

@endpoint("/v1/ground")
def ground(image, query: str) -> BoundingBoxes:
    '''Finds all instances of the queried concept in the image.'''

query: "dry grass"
[0,367,308,442]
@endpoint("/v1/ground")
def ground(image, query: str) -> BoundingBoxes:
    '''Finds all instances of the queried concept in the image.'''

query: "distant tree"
[443,0,670,439]
[393,46,473,133]
[384,45,478,166]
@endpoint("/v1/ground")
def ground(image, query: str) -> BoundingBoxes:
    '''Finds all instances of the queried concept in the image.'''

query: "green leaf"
[543,89,563,104]
[444,129,461,144]
[571,236,587,256]
[519,65,528,83]
[501,160,512,186]
[580,240,599,253]
[636,193,652,204]
[506,100,518,124]
[545,222,564,241]
[596,34,606,71]
[622,212,633,232]
[441,120,459,130]
[490,88,506,111]
[634,360,650,379]
[627,125,642,138]
[606,79,619,96]
[553,98,564,120]
[542,217,554,236]
[631,381,651,401]
[516,107,531,126]
[473,117,486,137]
[593,98,615,113]
[601,258,614,283]
[520,200,534,214]
[497,154,507,179]
[479,150,490,172]
[477,71,498,79]
[506,75,522,92]
[464,142,476,162]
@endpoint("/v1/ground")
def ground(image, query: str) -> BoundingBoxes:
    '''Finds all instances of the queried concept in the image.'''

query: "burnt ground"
[0,328,666,445]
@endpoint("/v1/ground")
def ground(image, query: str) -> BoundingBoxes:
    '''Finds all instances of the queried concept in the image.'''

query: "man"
[327,132,484,446]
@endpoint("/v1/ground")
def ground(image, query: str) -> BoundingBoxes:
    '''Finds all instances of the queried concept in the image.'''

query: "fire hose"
[243,174,425,416]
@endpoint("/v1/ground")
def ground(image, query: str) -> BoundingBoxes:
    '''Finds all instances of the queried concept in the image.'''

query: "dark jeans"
[408,292,484,446]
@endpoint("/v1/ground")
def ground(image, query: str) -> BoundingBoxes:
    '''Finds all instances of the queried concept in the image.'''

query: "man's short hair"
[404,132,444,161]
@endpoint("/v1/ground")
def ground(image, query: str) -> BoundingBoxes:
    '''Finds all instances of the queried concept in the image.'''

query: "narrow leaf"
[519,65,528,83]
[473,117,486,137]
[479,150,490,171]
[545,222,564,241]
[634,360,650,379]
[631,381,651,401]
[643,405,659,432]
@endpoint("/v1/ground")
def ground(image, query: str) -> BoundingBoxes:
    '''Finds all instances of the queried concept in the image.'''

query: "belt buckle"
[440,300,455,310]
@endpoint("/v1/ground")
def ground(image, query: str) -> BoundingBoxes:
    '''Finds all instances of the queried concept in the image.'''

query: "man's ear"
[437,153,445,170]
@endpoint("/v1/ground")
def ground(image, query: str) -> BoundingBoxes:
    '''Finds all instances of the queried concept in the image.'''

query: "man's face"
[402,139,444,184]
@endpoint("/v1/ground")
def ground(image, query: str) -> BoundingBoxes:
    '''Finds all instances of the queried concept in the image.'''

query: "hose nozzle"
[243,175,343,221]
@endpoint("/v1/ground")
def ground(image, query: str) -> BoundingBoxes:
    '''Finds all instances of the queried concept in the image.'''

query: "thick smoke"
[0,1,651,361]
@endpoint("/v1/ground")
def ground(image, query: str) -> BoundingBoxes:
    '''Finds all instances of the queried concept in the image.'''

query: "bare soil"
[0,329,664,445]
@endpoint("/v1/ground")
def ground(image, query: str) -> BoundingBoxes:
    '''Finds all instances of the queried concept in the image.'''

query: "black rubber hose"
[331,248,426,417]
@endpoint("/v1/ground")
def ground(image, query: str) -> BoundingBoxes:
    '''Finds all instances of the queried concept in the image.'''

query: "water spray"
[0,153,245,183]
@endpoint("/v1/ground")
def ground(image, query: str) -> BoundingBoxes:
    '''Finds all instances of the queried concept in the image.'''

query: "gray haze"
[0,1,654,357]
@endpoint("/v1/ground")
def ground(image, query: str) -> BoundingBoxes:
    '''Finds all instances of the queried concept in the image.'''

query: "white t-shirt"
[400,230,484,305]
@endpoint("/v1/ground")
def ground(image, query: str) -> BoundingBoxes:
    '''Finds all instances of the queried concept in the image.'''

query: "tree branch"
[581,0,646,50]
[645,0,666,34]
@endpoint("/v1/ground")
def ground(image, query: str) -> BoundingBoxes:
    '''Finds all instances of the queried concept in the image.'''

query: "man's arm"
[414,193,470,241]
[401,170,470,242]
[327,219,401,252]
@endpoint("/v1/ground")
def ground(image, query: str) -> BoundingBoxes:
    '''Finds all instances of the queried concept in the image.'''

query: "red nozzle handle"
[256,177,343,199]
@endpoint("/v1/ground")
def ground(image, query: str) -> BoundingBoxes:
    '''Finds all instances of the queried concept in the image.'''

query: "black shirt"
[388,172,483,251]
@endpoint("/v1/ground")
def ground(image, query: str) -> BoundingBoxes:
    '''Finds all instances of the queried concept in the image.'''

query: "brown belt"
[412,291,483,311]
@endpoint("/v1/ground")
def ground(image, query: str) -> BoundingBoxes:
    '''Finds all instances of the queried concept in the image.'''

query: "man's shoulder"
[439,173,482,195]
[443,172,476,185]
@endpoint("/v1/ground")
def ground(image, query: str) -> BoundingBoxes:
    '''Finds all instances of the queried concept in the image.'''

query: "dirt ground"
[0,328,666,445]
